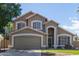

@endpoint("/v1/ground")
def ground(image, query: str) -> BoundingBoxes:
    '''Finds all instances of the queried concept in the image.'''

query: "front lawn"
[33,49,79,55]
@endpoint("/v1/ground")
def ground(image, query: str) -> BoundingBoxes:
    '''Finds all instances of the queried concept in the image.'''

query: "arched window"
[58,34,71,46]
[58,36,70,45]
[31,20,42,30]
[16,21,26,29]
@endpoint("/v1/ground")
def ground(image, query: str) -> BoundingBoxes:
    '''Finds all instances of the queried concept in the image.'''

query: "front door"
[48,37,52,48]
[48,36,54,48]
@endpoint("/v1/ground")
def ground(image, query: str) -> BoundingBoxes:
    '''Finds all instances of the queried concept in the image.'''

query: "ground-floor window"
[58,36,70,45]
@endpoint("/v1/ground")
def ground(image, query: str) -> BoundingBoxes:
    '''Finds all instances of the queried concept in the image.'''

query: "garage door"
[14,36,41,49]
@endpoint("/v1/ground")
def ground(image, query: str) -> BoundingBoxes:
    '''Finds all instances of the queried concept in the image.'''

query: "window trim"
[57,34,72,46]
[16,21,26,30]
[31,20,42,30]
[58,36,70,45]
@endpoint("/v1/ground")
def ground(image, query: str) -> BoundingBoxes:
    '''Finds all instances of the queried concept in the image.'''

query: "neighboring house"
[73,35,79,49]
[10,11,75,49]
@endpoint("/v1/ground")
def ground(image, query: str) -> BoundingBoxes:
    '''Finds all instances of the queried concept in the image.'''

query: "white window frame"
[31,20,42,30]
[16,21,26,30]
[57,34,72,47]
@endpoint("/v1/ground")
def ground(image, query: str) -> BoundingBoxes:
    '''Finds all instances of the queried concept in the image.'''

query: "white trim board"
[12,33,46,48]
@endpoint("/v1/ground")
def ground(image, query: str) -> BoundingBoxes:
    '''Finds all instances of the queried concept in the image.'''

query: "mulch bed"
[41,52,55,56]
[41,52,71,56]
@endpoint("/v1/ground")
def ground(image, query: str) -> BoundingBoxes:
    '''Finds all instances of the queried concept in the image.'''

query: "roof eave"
[10,27,47,35]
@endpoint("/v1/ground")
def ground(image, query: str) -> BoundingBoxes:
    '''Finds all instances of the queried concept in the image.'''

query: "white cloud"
[71,20,79,30]
[61,18,79,36]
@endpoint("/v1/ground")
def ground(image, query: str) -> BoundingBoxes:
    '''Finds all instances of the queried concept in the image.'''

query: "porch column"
[54,27,57,49]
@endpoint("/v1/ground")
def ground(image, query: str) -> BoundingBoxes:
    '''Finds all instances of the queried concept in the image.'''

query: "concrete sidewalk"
[0,49,41,56]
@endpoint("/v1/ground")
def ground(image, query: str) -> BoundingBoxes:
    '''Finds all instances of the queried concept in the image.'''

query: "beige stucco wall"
[13,12,34,30]
[43,35,47,46]
[28,14,46,27]
[13,13,47,31]
[44,21,58,28]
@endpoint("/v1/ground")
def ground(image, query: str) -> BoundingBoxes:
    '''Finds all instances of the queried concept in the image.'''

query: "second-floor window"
[31,20,42,30]
[16,21,26,29]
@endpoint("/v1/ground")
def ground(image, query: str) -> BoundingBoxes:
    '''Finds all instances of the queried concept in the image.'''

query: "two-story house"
[10,11,74,49]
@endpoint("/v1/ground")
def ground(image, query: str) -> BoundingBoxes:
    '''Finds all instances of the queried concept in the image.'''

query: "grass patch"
[33,49,79,55]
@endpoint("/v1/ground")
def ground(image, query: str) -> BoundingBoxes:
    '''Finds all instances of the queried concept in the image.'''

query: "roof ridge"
[13,11,35,21]
[44,20,59,24]
[25,12,48,21]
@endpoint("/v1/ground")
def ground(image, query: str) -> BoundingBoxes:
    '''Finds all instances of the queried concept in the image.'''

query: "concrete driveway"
[0,49,41,56]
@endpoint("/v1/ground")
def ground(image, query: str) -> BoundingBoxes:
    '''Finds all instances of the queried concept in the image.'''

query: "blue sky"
[21,3,79,36]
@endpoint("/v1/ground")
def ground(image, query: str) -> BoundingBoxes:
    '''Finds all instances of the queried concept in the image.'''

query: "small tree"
[0,3,21,51]
[75,34,79,41]
[0,3,21,34]
[4,22,13,39]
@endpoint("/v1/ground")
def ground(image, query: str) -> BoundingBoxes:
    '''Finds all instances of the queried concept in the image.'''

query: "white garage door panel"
[14,36,41,49]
